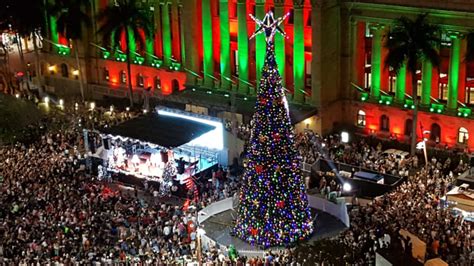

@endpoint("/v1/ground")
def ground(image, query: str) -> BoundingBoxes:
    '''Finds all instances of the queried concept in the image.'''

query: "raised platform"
[201,209,346,255]
[197,195,349,258]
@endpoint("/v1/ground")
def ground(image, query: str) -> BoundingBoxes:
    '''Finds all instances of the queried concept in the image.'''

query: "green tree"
[50,0,91,102]
[385,14,440,155]
[97,0,153,107]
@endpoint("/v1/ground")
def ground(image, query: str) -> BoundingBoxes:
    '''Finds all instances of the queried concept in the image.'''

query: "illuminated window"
[430,123,441,143]
[467,87,474,104]
[417,80,422,97]
[103,68,109,81]
[155,77,161,90]
[233,50,239,76]
[61,63,69,77]
[458,127,469,144]
[137,74,144,87]
[404,119,413,136]
[389,75,396,93]
[380,115,389,131]
[120,71,126,84]
[357,110,366,127]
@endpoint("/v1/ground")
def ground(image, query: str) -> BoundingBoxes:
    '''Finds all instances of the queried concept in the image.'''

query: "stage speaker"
[103,138,110,150]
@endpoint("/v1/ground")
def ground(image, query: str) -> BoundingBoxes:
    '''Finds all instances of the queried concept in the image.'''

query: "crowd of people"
[293,130,473,265]
[1,94,473,264]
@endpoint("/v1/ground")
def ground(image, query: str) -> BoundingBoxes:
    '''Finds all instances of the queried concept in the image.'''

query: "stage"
[85,107,226,196]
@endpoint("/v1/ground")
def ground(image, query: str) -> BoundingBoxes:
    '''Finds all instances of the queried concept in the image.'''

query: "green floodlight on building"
[114,51,127,62]
[134,56,145,65]
[56,44,70,56]
[430,103,444,114]
[170,62,181,71]
[360,92,369,102]
[457,107,472,117]
[101,50,111,59]
[404,99,415,109]
[151,58,163,68]
[379,95,393,106]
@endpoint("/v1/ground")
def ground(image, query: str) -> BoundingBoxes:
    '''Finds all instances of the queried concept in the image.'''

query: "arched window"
[430,123,441,143]
[404,119,413,136]
[172,79,179,93]
[136,74,144,87]
[103,68,109,81]
[60,63,68,77]
[357,110,366,127]
[155,77,161,90]
[120,71,126,84]
[380,115,389,132]
[458,127,469,144]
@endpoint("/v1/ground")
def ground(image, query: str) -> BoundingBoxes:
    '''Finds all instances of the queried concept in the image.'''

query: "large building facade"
[38,0,474,150]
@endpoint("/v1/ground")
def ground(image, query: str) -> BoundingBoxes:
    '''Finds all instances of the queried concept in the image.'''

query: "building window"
[389,75,396,93]
[61,63,69,78]
[365,72,371,89]
[417,79,422,97]
[137,74,144,87]
[103,68,109,81]
[357,110,366,127]
[404,119,413,136]
[172,79,180,93]
[380,115,389,132]
[458,127,469,144]
[305,60,311,88]
[439,83,448,100]
[467,87,474,104]
[155,77,161,90]
[430,123,441,143]
[120,71,126,84]
[233,50,239,76]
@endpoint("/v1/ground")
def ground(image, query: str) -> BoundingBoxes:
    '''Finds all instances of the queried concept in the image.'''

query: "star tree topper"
[249,11,290,43]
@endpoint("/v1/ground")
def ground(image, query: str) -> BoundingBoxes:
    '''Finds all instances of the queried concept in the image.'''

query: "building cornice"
[344,1,474,32]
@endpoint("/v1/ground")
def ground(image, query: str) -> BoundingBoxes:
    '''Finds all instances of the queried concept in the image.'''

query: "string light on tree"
[233,11,313,247]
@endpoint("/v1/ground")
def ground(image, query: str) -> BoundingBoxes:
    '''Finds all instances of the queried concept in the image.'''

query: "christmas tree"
[233,11,313,247]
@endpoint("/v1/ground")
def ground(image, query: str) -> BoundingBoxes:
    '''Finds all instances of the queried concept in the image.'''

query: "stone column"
[255,0,266,88]
[421,60,432,106]
[310,0,321,106]
[183,0,198,84]
[293,0,305,103]
[219,0,231,90]
[351,20,366,88]
[395,63,407,103]
[369,23,384,99]
[447,32,462,110]
[274,0,286,84]
[161,1,172,67]
[237,0,249,93]
[153,1,163,58]
[171,0,181,61]
[202,0,214,87]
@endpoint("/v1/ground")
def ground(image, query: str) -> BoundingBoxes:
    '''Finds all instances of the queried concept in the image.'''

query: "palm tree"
[385,14,440,155]
[97,0,153,107]
[51,0,91,102]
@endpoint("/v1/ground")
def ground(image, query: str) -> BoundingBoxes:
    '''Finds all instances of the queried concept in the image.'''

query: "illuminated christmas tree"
[233,11,313,247]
